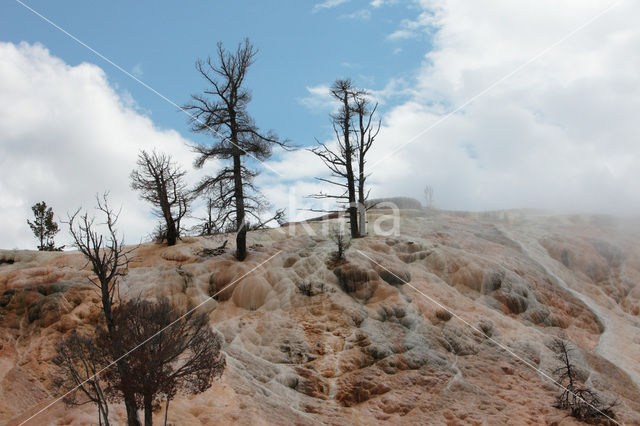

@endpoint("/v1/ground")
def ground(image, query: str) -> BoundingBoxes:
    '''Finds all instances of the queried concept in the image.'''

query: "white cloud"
[298,84,336,113]
[369,77,416,103]
[367,0,640,214]
[388,28,417,41]
[0,42,209,249]
[313,0,350,13]
[4,0,639,254]
[289,0,640,216]
[258,178,332,223]
[387,9,438,41]
[132,62,143,78]
[340,9,372,20]
[263,148,327,181]
[259,140,366,223]
[300,78,414,115]
[370,0,399,7]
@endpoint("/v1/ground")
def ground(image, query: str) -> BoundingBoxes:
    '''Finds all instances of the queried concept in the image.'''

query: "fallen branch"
[197,240,228,257]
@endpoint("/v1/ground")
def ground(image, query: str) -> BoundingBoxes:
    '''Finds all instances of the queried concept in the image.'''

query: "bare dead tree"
[552,339,578,410]
[352,95,380,236]
[329,223,351,261]
[250,208,286,230]
[551,339,618,423]
[100,298,226,426]
[193,176,284,236]
[200,196,219,235]
[424,184,434,209]
[67,193,141,426]
[309,79,366,238]
[130,150,190,246]
[183,38,289,261]
[192,193,226,237]
[53,331,110,426]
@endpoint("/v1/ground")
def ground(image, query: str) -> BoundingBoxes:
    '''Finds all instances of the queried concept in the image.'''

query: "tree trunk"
[165,216,177,246]
[342,97,358,239]
[100,400,110,425]
[156,178,177,246]
[206,198,214,235]
[125,397,142,426]
[144,393,153,426]
[95,385,109,426]
[358,159,366,236]
[358,205,366,237]
[236,226,247,261]
[97,403,103,426]
[102,289,142,426]
[164,397,170,426]
[346,176,358,239]
[161,190,177,246]
[232,153,247,261]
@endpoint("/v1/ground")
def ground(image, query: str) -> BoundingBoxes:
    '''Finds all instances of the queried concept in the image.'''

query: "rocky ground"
[1,209,640,425]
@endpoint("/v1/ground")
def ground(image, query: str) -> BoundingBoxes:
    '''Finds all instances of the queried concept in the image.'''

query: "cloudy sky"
[1,0,639,249]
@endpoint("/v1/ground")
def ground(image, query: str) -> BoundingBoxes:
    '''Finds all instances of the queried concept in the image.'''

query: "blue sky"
[2,0,640,249]
[1,0,431,149]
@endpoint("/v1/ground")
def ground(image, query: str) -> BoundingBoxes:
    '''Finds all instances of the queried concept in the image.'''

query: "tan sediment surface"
[1,210,639,425]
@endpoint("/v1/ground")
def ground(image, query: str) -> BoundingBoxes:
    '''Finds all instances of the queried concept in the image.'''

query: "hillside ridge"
[1,210,640,425]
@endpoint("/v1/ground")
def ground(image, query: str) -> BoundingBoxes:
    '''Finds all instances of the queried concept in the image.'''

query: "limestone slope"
[1,210,640,425]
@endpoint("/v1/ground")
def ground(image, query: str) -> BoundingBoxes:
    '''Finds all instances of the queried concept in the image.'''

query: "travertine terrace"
[1,209,640,425]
